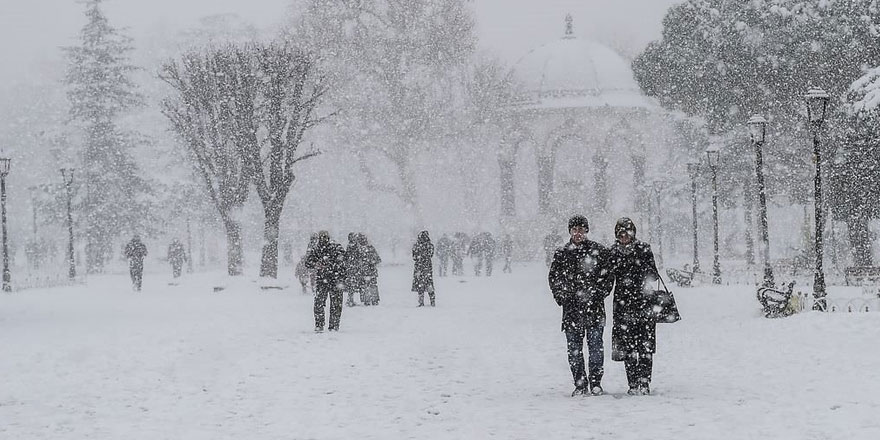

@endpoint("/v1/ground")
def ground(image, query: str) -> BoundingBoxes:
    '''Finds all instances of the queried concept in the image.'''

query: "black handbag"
[647,277,682,323]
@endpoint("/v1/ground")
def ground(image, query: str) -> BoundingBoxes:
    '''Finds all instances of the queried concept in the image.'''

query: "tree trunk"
[396,160,424,227]
[846,213,873,266]
[224,219,243,276]
[259,206,282,278]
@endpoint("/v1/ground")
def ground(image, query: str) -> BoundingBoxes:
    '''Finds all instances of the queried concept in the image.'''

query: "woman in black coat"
[609,218,660,395]
[412,231,436,306]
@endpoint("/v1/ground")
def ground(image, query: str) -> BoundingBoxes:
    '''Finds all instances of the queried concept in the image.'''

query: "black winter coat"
[548,239,613,331]
[361,244,381,279]
[436,236,453,259]
[412,238,435,293]
[609,239,660,359]
[124,239,148,268]
[305,240,346,291]
[344,242,363,291]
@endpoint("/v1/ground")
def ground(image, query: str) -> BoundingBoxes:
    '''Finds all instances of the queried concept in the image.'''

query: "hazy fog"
[0,0,680,87]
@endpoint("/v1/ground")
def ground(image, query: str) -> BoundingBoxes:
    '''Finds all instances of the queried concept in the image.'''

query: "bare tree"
[162,43,326,278]
[160,47,252,276]
[247,44,326,278]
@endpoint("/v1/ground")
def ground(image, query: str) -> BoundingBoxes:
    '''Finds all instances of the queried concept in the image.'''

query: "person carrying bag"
[609,217,679,396]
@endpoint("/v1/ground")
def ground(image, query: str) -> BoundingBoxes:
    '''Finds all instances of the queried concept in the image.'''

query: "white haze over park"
[0,0,679,86]
[0,0,683,260]
[3,1,880,439]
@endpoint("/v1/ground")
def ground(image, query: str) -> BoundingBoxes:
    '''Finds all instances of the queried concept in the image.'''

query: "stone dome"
[513,15,654,111]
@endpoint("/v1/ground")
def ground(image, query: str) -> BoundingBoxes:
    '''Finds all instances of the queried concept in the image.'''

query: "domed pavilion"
[498,15,668,239]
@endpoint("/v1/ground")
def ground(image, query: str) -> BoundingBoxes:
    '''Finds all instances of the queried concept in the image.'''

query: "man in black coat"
[124,234,148,291]
[548,215,613,396]
[469,232,496,276]
[305,231,346,332]
[167,238,187,279]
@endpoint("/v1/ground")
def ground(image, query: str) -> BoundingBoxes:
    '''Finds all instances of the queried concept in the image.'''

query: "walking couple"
[548,215,661,396]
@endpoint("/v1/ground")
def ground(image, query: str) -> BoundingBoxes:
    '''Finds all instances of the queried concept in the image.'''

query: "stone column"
[499,154,516,218]
[538,154,554,215]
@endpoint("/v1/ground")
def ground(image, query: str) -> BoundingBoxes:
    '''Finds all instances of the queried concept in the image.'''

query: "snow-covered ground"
[2,262,879,439]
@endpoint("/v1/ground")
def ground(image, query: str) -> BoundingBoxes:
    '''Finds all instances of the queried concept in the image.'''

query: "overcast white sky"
[0,0,680,86]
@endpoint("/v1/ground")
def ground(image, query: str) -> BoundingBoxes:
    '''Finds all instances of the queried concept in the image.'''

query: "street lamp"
[748,114,775,287]
[687,159,701,273]
[61,168,76,280]
[805,87,830,311]
[652,182,664,270]
[706,145,722,284]
[0,157,11,292]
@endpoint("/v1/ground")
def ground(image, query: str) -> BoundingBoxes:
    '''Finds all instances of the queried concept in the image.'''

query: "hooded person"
[344,232,362,307]
[411,231,435,306]
[548,215,613,396]
[305,231,346,332]
[608,217,661,395]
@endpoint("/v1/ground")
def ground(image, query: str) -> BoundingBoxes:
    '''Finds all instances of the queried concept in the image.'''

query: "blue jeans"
[565,324,605,389]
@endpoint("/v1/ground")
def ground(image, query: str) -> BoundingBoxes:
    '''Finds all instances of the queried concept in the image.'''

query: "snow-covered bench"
[844,266,880,286]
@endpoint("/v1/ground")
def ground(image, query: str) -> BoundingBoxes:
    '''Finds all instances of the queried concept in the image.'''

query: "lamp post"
[687,159,701,273]
[186,216,194,273]
[61,168,76,280]
[706,145,722,284]
[0,157,11,292]
[652,182,664,270]
[748,115,775,287]
[805,87,830,311]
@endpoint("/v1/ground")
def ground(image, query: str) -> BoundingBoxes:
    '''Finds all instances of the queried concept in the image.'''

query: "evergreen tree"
[635,0,880,260]
[831,67,880,266]
[63,0,151,273]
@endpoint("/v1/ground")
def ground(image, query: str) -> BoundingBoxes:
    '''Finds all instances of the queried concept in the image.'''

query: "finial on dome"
[564,13,574,38]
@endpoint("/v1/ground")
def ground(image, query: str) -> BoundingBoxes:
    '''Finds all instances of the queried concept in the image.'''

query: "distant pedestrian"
[436,234,453,277]
[344,232,362,307]
[167,238,187,279]
[544,230,563,267]
[500,234,513,274]
[451,232,468,276]
[412,231,435,307]
[305,231,346,332]
[608,218,661,395]
[295,257,310,295]
[124,234,148,291]
[469,232,496,276]
[359,234,382,306]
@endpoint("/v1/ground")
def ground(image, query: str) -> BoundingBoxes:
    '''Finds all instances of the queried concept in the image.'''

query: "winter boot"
[638,380,651,395]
